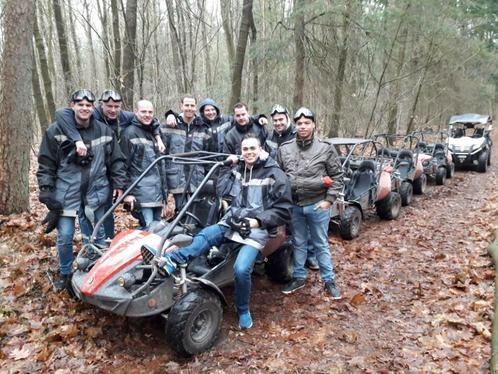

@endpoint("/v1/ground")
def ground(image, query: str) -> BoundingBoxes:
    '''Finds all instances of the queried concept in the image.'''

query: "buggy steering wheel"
[184,211,203,228]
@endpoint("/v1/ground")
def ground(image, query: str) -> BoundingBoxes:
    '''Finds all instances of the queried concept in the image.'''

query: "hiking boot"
[54,273,72,293]
[324,281,342,300]
[282,278,306,295]
[238,311,253,330]
[305,257,319,271]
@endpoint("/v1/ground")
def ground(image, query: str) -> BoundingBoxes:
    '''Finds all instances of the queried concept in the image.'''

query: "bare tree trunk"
[111,0,122,90]
[34,5,56,123]
[166,0,184,94]
[387,26,408,134]
[53,0,73,95]
[67,0,83,80]
[83,0,98,85]
[293,0,305,109]
[0,0,35,214]
[122,0,138,108]
[32,52,49,128]
[229,0,253,109]
[200,0,212,89]
[97,0,111,82]
[329,1,354,137]
[406,39,434,134]
[220,0,235,67]
[249,11,258,113]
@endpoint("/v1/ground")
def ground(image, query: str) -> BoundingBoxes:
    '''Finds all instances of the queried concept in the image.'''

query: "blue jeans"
[168,224,259,314]
[141,207,162,228]
[290,203,335,282]
[57,205,106,275]
[102,196,115,239]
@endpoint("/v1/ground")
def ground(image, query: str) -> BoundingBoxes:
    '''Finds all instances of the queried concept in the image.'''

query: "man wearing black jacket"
[223,102,270,155]
[37,90,127,292]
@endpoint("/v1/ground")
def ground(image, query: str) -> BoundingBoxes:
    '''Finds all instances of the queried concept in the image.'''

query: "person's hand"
[156,137,166,153]
[314,200,332,210]
[75,141,88,157]
[166,114,176,127]
[258,117,268,126]
[226,155,239,165]
[247,218,260,229]
[323,176,333,188]
[113,189,123,202]
[124,195,136,211]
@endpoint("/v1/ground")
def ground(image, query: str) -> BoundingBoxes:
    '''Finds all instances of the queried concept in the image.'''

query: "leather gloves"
[226,215,251,238]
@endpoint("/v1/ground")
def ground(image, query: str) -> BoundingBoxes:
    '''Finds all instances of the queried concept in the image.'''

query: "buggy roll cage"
[89,151,232,255]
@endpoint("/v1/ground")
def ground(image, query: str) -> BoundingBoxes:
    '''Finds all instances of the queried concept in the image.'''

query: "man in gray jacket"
[37,89,127,292]
[277,107,344,299]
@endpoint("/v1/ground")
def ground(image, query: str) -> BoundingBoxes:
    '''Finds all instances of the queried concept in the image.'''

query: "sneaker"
[305,257,319,271]
[324,281,342,300]
[238,311,253,330]
[141,245,177,276]
[282,278,306,295]
[158,255,177,276]
[53,273,72,293]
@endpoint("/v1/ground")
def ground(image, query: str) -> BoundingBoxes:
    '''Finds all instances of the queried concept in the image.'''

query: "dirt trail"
[1,148,497,373]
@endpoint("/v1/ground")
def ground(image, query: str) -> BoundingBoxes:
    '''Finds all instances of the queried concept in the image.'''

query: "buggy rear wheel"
[413,174,427,195]
[446,163,455,178]
[339,205,362,240]
[399,181,413,206]
[376,192,401,220]
[265,243,293,283]
[165,288,222,356]
[435,166,446,185]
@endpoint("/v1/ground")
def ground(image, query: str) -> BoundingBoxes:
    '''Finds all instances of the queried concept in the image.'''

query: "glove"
[124,200,141,220]
[39,189,63,234]
[226,216,251,238]
[41,210,61,234]
[323,176,333,188]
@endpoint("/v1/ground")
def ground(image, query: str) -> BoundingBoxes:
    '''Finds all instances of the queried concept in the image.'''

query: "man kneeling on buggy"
[143,133,292,329]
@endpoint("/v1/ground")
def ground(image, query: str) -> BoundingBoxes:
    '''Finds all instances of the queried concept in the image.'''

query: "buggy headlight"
[422,160,430,166]
[117,273,136,288]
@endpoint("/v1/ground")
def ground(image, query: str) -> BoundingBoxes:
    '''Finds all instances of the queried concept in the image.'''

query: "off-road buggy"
[412,129,455,185]
[71,152,293,355]
[373,133,428,206]
[447,113,493,172]
[327,138,402,240]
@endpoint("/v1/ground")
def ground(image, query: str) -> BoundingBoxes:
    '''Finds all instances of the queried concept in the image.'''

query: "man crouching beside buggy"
[143,133,292,329]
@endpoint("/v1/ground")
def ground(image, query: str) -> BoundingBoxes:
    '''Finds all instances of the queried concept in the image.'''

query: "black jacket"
[217,155,292,249]
[37,118,127,217]
[120,117,165,207]
[223,119,270,155]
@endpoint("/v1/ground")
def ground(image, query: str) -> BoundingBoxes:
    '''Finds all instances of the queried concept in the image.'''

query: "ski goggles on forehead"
[100,90,122,102]
[270,104,288,116]
[293,107,315,122]
[71,89,95,103]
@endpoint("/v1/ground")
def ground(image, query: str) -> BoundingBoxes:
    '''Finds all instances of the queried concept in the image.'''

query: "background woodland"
[0,0,497,213]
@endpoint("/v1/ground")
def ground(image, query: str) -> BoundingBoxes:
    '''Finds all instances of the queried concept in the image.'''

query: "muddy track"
[1,148,497,373]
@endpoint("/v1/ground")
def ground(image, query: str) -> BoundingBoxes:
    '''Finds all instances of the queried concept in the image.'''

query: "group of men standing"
[37,88,344,330]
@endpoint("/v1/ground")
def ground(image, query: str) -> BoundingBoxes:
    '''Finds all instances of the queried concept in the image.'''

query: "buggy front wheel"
[165,288,223,356]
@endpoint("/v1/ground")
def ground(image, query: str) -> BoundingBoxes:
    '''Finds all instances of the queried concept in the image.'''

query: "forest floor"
[1,145,497,373]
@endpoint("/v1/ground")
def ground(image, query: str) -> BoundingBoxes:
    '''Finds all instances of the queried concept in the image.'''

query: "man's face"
[295,117,315,140]
[101,99,122,120]
[241,138,261,166]
[272,113,288,134]
[136,102,154,125]
[70,99,94,123]
[234,106,250,126]
[203,105,217,121]
[181,98,197,120]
